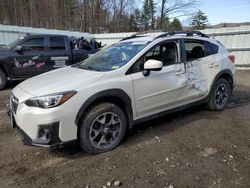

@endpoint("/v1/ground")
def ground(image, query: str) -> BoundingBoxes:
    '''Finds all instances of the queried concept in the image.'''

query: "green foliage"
[157,16,171,31]
[157,17,182,31]
[133,9,143,31]
[142,0,156,30]
[191,10,208,30]
[171,18,182,31]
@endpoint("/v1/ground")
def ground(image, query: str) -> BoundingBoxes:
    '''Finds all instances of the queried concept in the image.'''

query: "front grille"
[10,94,19,114]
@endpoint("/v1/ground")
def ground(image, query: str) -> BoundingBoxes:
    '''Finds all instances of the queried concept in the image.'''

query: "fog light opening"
[38,128,50,140]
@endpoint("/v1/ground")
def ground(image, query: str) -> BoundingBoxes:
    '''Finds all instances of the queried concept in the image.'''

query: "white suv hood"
[18,67,104,96]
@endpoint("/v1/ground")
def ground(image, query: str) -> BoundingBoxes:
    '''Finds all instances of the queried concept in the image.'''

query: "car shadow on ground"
[48,104,212,158]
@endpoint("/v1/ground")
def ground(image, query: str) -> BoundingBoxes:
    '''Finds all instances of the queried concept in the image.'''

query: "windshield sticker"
[51,56,69,61]
[112,65,120,70]
[131,41,148,45]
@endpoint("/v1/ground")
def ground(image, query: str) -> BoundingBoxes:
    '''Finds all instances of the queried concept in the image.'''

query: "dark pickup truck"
[0,34,98,89]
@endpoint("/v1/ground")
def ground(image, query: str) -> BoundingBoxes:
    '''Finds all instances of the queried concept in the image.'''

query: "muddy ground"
[0,70,249,188]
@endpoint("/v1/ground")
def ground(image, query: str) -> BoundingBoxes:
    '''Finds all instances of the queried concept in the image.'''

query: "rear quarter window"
[204,41,219,56]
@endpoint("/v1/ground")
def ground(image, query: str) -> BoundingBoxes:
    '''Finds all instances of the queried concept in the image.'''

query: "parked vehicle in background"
[0,34,100,89]
[9,31,236,154]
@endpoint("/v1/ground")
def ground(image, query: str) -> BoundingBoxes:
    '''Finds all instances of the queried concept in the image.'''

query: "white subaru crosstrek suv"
[9,31,236,154]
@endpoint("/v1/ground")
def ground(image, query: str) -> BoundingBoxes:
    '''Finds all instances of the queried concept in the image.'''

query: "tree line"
[0,0,208,33]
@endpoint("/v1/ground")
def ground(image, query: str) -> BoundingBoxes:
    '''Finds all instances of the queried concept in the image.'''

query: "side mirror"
[14,45,23,52]
[143,59,163,77]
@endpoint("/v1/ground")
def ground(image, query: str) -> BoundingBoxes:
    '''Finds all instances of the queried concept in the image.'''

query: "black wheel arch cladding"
[212,69,234,92]
[75,89,134,129]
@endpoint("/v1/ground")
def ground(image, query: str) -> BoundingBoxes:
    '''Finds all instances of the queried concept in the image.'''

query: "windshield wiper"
[81,65,100,71]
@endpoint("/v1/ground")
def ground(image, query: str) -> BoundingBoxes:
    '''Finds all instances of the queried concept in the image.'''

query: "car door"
[44,36,71,70]
[184,39,220,97]
[129,40,189,119]
[12,37,46,78]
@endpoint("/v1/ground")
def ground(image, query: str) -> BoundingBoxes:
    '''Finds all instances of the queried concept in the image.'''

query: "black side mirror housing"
[143,70,150,77]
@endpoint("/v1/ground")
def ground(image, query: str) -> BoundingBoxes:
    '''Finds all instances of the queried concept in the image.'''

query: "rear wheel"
[207,78,231,111]
[79,103,127,154]
[0,69,7,90]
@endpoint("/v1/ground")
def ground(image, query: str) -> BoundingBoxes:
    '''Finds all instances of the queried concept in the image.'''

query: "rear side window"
[50,37,66,50]
[21,38,45,51]
[185,41,205,61]
[185,40,219,61]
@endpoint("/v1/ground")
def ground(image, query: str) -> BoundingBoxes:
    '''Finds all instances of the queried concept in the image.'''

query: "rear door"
[45,36,72,70]
[184,39,220,96]
[12,37,46,78]
[129,40,190,119]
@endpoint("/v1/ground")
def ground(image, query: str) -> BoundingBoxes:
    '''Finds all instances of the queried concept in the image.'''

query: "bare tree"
[159,0,199,29]
[0,0,199,33]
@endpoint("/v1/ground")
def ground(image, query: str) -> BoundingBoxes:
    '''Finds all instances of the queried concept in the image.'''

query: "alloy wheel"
[214,83,229,108]
[89,112,122,149]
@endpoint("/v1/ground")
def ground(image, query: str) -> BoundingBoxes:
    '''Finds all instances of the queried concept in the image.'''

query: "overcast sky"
[200,0,250,24]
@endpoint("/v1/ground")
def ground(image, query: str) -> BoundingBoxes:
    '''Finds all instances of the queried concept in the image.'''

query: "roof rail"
[155,30,209,39]
[120,31,163,41]
[120,32,148,41]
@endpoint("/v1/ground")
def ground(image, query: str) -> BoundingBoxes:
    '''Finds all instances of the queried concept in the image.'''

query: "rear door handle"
[175,70,185,76]
[208,63,219,68]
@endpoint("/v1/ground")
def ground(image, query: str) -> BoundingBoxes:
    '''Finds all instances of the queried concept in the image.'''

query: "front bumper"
[8,110,76,148]
[9,86,79,148]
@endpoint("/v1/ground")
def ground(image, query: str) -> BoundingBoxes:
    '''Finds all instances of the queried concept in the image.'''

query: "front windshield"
[2,38,22,50]
[76,41,149,71]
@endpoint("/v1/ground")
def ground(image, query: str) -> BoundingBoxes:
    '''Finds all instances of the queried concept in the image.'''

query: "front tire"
[79,103,127,154]
[0,69,7,90]
[207,78,231,111]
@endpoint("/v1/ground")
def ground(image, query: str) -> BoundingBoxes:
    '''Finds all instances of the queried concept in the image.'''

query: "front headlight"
[25,91,77,109]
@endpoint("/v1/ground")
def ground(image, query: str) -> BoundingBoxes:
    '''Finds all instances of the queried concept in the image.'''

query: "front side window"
[128,41,178,74]
[21,38,45,51]
[50,37,66,50]
[76,41,149,71]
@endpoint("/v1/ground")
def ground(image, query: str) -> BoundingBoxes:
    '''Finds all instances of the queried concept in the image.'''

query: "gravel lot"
[0,70,250,188]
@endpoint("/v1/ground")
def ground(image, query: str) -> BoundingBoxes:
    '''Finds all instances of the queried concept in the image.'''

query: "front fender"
[75,89,133,128]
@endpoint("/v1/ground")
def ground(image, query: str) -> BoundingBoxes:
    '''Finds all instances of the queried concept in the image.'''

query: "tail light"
[228,55,235,63]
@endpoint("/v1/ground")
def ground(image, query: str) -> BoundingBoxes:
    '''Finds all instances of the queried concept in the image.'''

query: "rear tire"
[207,78,231,111]
[0,69,7,90]
[79,102,127,154]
